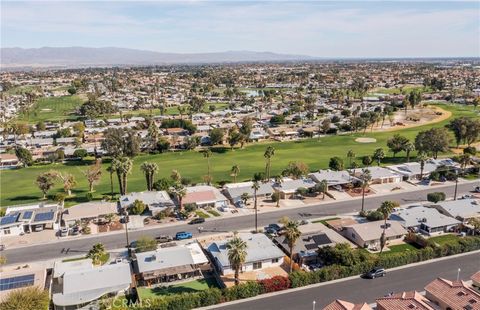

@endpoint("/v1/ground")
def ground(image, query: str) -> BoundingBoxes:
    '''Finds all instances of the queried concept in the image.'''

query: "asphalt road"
[212,252,480,310]
[2,182,477,264]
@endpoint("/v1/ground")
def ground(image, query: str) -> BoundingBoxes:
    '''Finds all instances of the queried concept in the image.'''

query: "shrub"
[223,281,262,301]
[129,199,146,215]
[85,192,93,201]
[258,276,290,293]
[427,192,446,203]
[366,210,383,221]
[464,146,477,155]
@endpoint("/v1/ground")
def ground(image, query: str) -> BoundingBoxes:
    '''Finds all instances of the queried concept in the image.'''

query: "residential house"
[207,233,284,275]
[62,202,118,227]
[134,242,210,286]
[0,153,19,169]
[355,166,402,184]
[425,277,480,310]
[309,170,357,189]
[0,204,60,236]
[341,220,407,250]
[184,185,229,208]
[273,178,316,199]
[387,162,439,181]
[119,191,175,215]
[223,181,274,205]
[472,272,480,293]
[322,299,372,310]
[52,259,132,310]
[430,199,480,222]
[274,222,353,265]
[376,291,435,310]
[389,206,461,235]
[0,263,47,302]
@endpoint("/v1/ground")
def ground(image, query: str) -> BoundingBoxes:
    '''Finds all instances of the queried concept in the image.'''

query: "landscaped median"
[109,235,480,310]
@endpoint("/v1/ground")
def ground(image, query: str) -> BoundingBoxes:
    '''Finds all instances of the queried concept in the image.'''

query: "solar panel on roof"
[22,211,33,220]
[0,214,19,226]
[0,274,35,291]
[304,243,319,251]
[33,211,55,222]
[311,234,332,246]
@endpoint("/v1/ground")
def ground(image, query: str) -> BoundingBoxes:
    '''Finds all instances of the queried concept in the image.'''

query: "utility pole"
[124,210,131,258]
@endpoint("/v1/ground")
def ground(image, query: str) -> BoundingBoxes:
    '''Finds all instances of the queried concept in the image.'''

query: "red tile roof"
[425,278,480,310]
[183,191,217,204]
[472,271,480,285]
[376,291,434,310]
[323,299,372,310]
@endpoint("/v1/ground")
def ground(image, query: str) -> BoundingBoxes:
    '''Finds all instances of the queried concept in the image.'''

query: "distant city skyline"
[2,1,479,58]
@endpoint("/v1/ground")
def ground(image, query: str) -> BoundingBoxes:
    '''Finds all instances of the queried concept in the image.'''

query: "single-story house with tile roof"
[133,242,210,286]
[430,199,480,222]
[341,220,407,250]
[52,259,132,310]
[376,291,435,310]
[120,191,175,215]
[389,205,461,235]
[425,278,480,310]
[206,233,284,275]
[223,181,274,203]
[309,170,357,188]
[472,271,480,293]
[357,166,402,184]
[323,299,372,310]
[272,177,316,199]
[0,153,19,170]
[184,185,228,208]
[62,202,118,226]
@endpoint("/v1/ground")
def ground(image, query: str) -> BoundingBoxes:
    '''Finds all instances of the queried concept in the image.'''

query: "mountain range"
[1,47,314,69]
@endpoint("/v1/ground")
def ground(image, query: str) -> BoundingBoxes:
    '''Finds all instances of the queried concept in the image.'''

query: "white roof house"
[357,166,402,184]
[309,170,357,186]
[387,162,439,180]
[207,233,285,275]
[390,206,461,235]
[62,202,118,224]
[430,199,480,222]
[119,191,175,215]
[223,181,274,202]
[52,261,132,308]
[342,220,407,249]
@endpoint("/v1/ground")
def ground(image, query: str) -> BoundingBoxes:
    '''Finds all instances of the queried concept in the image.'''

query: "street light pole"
[124,210,130,256]
[313,300,316,310]
[457,268,461,281]
[454,171,458,201]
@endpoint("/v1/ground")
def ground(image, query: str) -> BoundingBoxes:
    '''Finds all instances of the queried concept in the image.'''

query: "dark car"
[189,218,206,225]
[156,235,173,243]
[364,267,386,279]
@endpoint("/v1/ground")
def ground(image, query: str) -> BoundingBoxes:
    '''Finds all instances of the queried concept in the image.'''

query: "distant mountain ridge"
[1,47,315,69]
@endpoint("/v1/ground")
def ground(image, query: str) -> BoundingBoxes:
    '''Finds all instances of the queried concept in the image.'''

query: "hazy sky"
[2,1,479,57]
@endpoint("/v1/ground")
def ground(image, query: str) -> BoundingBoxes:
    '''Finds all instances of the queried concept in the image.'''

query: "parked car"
[70,226,80,235]
[235,201,246,208]
[0,244,5,251]
[175,232,193,240]
[475,186,480,193]
[299,220,309,225]
[156,235,173,243]
[266,223,282,232]
[59,227,69,237]
[189,218,205,225]
[364,267,386,279]
[460,194,474,199]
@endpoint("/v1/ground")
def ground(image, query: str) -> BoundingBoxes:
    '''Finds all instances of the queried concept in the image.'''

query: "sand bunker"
[355,137,377,143]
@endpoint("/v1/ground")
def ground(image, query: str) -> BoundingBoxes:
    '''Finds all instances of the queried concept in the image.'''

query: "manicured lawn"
[1,103,477,207]
[382,242,422,255]
[17,95,84,123]
[137,278,218,299]
[207,209,221,217]
[195,210,210,218]
[370,86,431,95]
[428,234,460,245]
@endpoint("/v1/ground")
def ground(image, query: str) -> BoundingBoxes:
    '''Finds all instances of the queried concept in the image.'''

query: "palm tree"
[417,152,428,180]
[140,162,159,191]
[458,154,471,175]
[273,175,283,207]
[171,184,187,211]
[318,179,328,199]
[230,164,240,183]
[378,200,398,253]
[373,148,385,166]
[252,180,260,232]
[404,142,415,162]
[347,149,355,168]
[226,233,248,285]
[280,217,301,273]
[87,243,107,265]
[118,157,133,195]
[359,169,372,213]
[203,149,212,185]
[171,169,182,184]
[264,146,275,181]
[106,162,116,199]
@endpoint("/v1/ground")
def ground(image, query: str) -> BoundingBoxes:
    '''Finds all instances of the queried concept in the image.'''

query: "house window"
[272,258,279,263]
[3,229,10,235]
[351,233,356,239]
[253,262,262,269]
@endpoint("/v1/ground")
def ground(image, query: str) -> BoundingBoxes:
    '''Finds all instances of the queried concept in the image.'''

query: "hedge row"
[129,236,480,309]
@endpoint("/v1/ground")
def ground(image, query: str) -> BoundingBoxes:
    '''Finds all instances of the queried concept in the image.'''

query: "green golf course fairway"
[0,103,476,207]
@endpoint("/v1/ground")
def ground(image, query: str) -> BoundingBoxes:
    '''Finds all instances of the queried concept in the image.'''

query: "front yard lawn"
[312,217,340,227]
[428,234,460,245]
[195,210,210,218]
[207,209,221,217]
[137,278,219,299]
[382,242,422,255]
